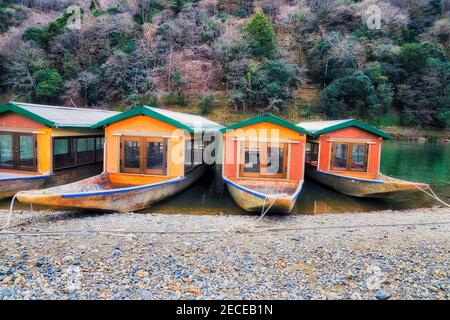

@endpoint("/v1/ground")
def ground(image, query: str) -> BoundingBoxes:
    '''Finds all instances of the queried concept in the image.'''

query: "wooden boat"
[297,119,430,198]
[0,164,101,200]
[221,114,311,214]
[305,164,429,198]
[0,102,118,199]
[17,165,207,212]
[223,177,303,213]
[17,105,223,211]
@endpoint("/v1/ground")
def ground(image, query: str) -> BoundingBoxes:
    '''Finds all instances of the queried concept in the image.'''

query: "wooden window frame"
[0,131,37,172]
[239,142,288,179]
[144,137,167,175]
[53,135,104,171]
[305,142,319,166]
[330,142,369,172]
[120,136,168,176]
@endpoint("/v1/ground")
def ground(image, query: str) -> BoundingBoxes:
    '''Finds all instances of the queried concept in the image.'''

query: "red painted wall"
[223,123,306,181]
[317,126,382,175]
[0,112,46,129]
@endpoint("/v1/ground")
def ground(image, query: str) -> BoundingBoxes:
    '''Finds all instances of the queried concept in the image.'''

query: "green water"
[1,141,449,215]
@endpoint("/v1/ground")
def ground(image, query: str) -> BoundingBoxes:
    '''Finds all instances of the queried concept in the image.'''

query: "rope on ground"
[0,192,21,231]
[0,220,448,237]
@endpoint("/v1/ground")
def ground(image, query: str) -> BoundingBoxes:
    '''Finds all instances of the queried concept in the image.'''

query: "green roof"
[297,119,393,139]
[220,114,312,135]
[92,105,223,133]
[0,101,118,129]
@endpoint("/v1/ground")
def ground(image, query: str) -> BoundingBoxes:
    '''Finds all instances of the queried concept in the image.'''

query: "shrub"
[399,43,427,73]
[198,94,215,115]
[243,10,276,58]
[34,68,64,101]
[321,71,393,120]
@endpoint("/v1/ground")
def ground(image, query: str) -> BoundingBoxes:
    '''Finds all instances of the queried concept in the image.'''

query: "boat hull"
[305,164,428,198]
[17,165,207,212]
[224,178,301,214]
[0,163,102,200]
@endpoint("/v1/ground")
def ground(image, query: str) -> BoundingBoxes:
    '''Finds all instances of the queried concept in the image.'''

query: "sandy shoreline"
[0,207,449,300]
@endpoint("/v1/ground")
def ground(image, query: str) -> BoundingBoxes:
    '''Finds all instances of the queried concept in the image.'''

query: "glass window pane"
[266,146,284,174]
[19,135,34,168]
[0,134,13,167]
[146,141,166,174]
[54,139,69,155]
[184,139,193,171]
[351,144,367,170]
[124,140,140,169]
[77,138,87,152]
[54,138,76,170]
[87,138,95,151]
[95,137,104,162]
[244,147,260,173]
[77,137,95,165]
[332,144,348,169]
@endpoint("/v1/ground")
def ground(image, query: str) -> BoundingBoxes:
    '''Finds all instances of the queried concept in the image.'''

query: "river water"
[1,141,449,215]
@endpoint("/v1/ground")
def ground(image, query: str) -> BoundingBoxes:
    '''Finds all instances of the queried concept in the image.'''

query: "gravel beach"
[0,207,448,300]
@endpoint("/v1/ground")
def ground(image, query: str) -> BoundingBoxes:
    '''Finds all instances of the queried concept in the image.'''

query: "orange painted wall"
[223,122,306,181]
[315,126,382,175]
[0,112,52,174]
[0,112,46,129]
[104,115,185,177]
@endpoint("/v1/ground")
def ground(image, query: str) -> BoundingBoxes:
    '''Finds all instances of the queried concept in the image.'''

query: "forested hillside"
[0,0,449,128]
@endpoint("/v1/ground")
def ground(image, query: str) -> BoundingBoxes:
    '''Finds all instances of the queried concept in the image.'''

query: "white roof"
[148,106,223,131]
[297,119,353,133]
[8,101,119,128]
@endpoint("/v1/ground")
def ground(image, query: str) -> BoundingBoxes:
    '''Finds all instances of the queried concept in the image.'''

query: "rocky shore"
[0,207,448,300]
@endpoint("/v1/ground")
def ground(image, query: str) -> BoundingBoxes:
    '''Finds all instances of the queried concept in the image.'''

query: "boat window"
[54,138,77,170]
[265,146,285,175]
[330,143,368,171]
[123,139,141,173]
[18,135,35,170]
[146,138,167,175]
[243,147,260,173]
[120,136,168,175]
[0,133,13,169]
[0,132,37,172]
[305,142,319,166]
[76,137,95,165]
[351,144,368,171]
[184,138,194,173]
[53,136,104,171]
[331,144,348,169]
[240,142,288,179]
[95,137,105,162]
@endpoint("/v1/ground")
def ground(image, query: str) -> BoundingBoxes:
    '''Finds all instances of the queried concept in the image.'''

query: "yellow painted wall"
[104,115,186,178]
[37,128,52,174]
[51,128,104,137]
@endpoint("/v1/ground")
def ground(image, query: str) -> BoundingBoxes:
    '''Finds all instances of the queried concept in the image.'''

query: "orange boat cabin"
[297,119,393,179]
[222,114,310,183]
[0,102,118,177]
[92,105,223,185]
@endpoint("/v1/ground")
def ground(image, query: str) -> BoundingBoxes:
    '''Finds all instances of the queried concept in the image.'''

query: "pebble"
[0,208,447,300]
[376,289,391,300]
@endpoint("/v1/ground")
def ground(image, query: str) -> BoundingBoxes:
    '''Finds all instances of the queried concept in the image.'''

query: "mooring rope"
[414,185,450,208]
[0,191,30,231]
[258,197,276,221]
